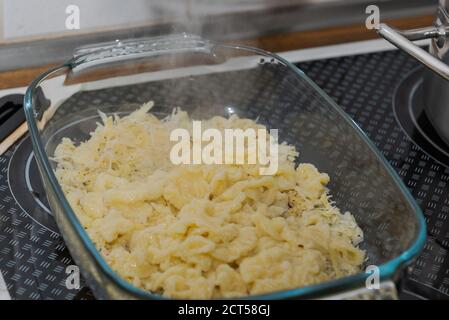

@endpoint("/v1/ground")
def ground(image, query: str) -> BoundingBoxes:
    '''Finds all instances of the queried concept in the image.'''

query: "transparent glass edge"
[23,42,427,300]
[270,54,428,270]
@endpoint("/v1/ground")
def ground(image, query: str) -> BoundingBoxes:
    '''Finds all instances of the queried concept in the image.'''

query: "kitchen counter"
[0,14,433,90]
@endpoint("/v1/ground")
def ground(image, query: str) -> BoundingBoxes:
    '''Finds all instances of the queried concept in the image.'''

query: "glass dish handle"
[321,281,398,300]
[70,34,207,69]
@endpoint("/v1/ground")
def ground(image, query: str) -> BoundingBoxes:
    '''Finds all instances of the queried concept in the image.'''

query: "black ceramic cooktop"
[0,48,448,300]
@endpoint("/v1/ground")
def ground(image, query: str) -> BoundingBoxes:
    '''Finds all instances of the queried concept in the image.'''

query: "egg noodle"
[54,102,365,299]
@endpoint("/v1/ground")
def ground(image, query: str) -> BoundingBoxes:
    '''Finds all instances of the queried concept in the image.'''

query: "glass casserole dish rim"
[23,34,427,299]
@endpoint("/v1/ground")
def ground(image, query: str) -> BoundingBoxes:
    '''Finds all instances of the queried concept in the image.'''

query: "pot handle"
[376,23,449,81]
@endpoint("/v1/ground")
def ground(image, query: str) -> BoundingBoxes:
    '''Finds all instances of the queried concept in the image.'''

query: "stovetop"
[0,48,448,300]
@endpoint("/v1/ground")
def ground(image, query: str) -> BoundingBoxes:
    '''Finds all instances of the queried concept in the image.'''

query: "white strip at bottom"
[0,272,11,300]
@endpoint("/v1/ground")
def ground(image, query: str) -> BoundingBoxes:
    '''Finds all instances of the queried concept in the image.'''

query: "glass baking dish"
[24,34,426,299]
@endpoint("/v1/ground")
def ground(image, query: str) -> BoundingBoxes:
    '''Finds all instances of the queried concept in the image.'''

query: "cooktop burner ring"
[24,152,52,215]
[7,136,58,234]
[393,67,449,168]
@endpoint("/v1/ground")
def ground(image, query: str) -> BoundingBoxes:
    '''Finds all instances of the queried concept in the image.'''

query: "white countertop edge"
[0,86,26,97]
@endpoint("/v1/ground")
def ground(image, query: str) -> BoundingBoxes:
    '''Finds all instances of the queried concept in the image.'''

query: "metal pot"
[377,0,449,144]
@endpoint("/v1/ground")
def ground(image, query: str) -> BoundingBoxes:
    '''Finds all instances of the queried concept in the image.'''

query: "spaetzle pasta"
[54,102,365,299]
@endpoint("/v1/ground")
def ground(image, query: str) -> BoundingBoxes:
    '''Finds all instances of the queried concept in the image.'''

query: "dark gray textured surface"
[0,48,448,299]
[298,51,449,299]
